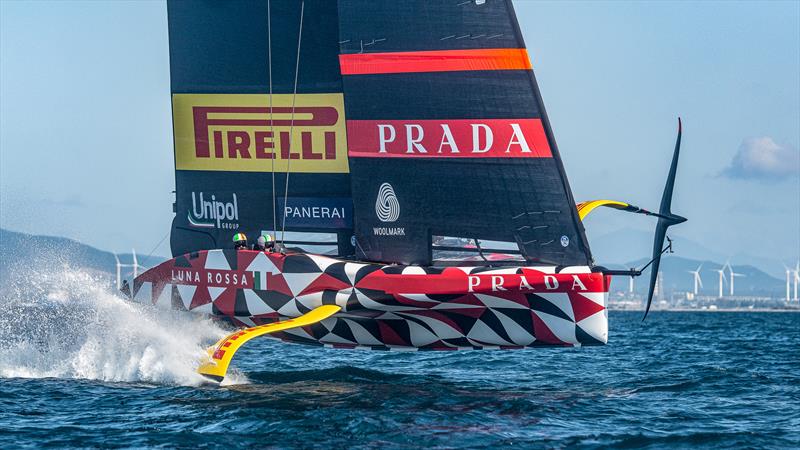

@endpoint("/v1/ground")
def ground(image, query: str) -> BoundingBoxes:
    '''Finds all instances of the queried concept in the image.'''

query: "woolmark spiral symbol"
[375,183,400,222]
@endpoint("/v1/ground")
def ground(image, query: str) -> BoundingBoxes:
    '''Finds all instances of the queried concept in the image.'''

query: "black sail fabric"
[337,0,592,266]
[166,0,353,256]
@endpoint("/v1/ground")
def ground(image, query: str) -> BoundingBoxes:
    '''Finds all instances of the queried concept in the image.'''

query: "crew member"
[264,234,276,250]
[252,235,265,251]
[232,232,248,250]
[252,234,274,251]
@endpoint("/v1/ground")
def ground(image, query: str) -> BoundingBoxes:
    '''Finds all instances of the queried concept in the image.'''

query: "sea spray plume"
[0,257,228,386]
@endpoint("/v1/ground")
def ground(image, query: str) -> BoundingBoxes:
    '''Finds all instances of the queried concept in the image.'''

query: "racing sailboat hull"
[130,249,608,350]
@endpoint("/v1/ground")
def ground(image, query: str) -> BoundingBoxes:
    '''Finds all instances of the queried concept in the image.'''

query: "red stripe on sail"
[339,48,532,75]
[346,119,552,158]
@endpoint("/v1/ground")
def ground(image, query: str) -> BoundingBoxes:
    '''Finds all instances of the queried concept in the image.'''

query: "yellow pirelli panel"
[172,93,350,173]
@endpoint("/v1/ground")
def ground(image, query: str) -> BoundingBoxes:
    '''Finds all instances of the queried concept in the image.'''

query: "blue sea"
[0,269,798,449]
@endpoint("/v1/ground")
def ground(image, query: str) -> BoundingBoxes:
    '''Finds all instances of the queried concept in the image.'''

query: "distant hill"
[588,228,720,266]
[0,228,787,298]
[0,228,167,286]
[614,255,785,297]
[589,227,791,279]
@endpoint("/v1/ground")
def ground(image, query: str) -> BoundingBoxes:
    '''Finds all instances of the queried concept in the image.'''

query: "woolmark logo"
[375,183,400,222]
[188,192,240,230]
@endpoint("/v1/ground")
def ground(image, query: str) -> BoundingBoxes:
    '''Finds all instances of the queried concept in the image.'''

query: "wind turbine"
[114,253,122,290]
[131,248,145,279]
[688,264,703,295]
[629,276,634,294]
[715,266,727,298]
[785,264,793,302]
[725,261,745,297]
[113,249,147,290]
[794,261,799,302]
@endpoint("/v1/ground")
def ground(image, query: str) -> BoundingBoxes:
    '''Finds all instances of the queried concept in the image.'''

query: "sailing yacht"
[128,0,685,381]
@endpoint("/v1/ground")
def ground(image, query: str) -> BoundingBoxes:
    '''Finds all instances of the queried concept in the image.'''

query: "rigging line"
[353,236,366,259]
[280,0,304,245]
[268,0,277,240]
[138,229,170,269]
[474,238,488,262]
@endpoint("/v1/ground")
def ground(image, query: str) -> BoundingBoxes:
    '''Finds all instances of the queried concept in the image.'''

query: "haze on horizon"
[1,1,798,271]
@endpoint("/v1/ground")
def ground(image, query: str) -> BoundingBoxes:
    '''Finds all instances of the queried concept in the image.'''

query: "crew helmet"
[232,232,247,247]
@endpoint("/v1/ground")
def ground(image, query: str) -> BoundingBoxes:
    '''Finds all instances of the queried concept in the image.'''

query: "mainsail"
[167,0,353,256]
[166,0,593,268]
[337,0,592,266]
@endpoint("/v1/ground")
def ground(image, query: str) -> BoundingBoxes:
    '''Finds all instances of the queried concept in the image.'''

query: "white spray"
[0,264,229,386]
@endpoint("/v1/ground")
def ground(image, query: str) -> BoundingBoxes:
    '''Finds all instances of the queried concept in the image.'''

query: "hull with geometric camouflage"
[131,249,609,350]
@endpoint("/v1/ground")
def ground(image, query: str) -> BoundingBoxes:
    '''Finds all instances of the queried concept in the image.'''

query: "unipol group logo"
[172,93,349,173]
[188,192,240,230]
[375,183,400,222]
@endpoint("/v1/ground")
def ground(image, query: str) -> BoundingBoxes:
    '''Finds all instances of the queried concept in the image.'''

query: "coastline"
[609,307,800,313]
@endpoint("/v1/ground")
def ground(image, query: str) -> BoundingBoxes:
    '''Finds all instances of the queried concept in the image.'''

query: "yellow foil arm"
[576,200,640,221]
[197,304,342,382]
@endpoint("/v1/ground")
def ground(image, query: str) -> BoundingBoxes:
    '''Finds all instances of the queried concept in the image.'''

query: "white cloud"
[721,137,799,181]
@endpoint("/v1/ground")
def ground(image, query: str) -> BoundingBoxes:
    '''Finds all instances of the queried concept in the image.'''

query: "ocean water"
[0,268,798,449]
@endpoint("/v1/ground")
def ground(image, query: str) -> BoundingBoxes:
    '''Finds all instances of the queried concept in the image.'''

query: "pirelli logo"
[172,94,349,173]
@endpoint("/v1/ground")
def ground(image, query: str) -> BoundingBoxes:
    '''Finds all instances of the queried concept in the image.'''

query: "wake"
[0,264,227,386]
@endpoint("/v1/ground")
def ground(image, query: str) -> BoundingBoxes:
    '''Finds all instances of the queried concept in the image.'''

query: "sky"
[1,0,799,269]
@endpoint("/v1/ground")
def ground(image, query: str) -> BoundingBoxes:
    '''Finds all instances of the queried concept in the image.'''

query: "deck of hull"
[131,249,609,350]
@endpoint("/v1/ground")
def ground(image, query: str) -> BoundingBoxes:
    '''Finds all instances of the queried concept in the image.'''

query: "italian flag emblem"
[252,271,268,290]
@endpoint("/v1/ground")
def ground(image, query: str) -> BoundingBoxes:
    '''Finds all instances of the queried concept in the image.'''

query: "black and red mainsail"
[165,0,593,268]
[337,0,592,266]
